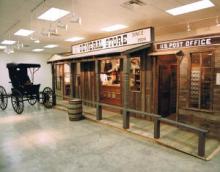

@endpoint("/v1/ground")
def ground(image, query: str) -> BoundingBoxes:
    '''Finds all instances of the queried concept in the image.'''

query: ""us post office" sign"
[156,36,220,50]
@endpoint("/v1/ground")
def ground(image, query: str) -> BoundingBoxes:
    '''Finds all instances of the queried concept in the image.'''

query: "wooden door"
[80,62,96,104]
[158,56,177,117]
[158,65,171,116]
[170,65,177,113]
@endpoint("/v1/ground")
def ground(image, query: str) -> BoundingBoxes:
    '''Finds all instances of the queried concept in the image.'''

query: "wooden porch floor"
[55,100,220,160]
[83,106,220,160]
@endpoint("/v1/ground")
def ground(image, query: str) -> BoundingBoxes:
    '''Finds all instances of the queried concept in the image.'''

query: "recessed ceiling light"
[14,29,34,36]
[0,45,6,49]
[1,40,16,45]
[101,24,128,32]
[38,7,70,21]
[32,49,44,52]
[166,0,215,16]
[44,44,59,48]
[65,37,84,42]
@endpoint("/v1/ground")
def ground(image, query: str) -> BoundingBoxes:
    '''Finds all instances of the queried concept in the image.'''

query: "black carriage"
[0,63,54,114]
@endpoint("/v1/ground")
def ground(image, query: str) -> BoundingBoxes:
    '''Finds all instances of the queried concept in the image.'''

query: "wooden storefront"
[152,35,220,138]
[48,30,220,139]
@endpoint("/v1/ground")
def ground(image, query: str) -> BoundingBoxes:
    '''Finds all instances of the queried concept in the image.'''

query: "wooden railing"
[82,99,208,157]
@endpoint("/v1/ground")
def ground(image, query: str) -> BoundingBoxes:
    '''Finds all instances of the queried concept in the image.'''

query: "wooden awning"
[48,54,65,63]
[148,50,184,56]
[48,43,151,62]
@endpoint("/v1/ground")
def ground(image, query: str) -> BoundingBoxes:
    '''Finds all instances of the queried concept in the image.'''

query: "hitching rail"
[82,99,208,157]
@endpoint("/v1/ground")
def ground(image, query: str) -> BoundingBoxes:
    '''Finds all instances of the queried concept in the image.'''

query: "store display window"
[130,57,141,91]
[100,59,121,86]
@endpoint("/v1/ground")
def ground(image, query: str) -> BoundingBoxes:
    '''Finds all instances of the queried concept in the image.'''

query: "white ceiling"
[0,0,220,54]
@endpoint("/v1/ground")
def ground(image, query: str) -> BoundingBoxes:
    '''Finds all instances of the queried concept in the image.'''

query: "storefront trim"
[148,50,183,56]
[48,43,151,62]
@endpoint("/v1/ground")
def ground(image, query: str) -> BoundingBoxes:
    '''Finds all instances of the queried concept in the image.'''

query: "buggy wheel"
[42,87,53,108]
[28,96,37,105]
[11,89,24,114]
[0,86,8,110]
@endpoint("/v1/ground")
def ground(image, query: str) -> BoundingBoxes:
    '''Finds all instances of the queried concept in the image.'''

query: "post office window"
[189,52,213,110]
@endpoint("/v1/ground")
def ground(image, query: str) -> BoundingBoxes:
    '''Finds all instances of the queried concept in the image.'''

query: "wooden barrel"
[68,99,83,121]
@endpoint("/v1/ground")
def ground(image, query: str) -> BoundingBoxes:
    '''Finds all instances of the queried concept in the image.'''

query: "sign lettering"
[156,36,220,50]
[72,28,153,54]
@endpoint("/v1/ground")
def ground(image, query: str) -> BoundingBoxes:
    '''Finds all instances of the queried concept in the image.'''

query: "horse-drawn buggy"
[0,63,54,114]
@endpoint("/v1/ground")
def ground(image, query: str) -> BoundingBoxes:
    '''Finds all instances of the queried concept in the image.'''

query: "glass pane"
[201,67,212,82]
[201,82,211,109]
[64,64,70,83]
[56,65,63,90]
[64,64,71,96]
[200,67,212,109]
[191,53,200,67]
[202,52,212,67]
[130,57,141,91]
[190,68,200,108]
[100,59,120,86]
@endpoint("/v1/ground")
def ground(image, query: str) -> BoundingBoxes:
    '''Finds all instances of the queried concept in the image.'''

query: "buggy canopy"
[7,63,41,69]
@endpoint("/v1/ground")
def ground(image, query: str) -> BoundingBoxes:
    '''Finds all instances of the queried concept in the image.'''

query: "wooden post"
[198,132,206,157]
[152,57,158,114]
[176,56,181,122]
[70,63,74,98]
[123,55,130,129]
[95,60,102,120]
[154,117,160,139]
[76,62,81,98]
[51,63,56,105]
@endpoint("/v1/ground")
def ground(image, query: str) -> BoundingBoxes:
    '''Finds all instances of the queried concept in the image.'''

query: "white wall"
[0,51,52,93]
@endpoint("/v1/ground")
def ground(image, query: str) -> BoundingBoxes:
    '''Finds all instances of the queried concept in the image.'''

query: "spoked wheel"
[28,95,37,106]
[42,87,53,108]
[0,86,8,110]
[11,89,24,114]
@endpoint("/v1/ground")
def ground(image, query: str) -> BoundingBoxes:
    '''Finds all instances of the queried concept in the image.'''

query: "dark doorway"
[158,55,177,117]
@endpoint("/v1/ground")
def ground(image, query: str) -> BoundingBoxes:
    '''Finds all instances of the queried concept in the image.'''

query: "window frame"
[55,64,63,91]
[188,51,214,111]
[129,56,141,92]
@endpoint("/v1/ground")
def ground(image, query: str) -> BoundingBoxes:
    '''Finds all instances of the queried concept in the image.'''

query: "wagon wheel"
[11,89,24,114]
[28,95,37,105]
[42,87,53,108]
[0,86,8,110]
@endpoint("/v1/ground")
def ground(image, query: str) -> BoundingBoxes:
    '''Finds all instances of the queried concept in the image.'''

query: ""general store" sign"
[72,27,153,54]
[156,36,220,50]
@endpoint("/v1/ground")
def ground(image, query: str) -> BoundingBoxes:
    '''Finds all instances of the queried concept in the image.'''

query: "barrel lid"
[69,99,82,102]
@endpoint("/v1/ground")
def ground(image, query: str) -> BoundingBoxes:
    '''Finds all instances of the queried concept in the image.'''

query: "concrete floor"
[0,104,220,172]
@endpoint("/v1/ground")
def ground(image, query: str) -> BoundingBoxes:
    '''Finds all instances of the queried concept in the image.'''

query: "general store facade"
[48,28,220,138]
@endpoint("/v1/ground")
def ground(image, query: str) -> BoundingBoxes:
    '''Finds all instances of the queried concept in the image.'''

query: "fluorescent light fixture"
[34,40,40,43]
[44,44,59,48]
[38,7,70,21]
[32,48,44,52]
[14,29,34,36]
[65,37,84,42]
[0,45,6,49]
[101,24,128,32]
[1,40,16,45]
[166,0,215,16]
